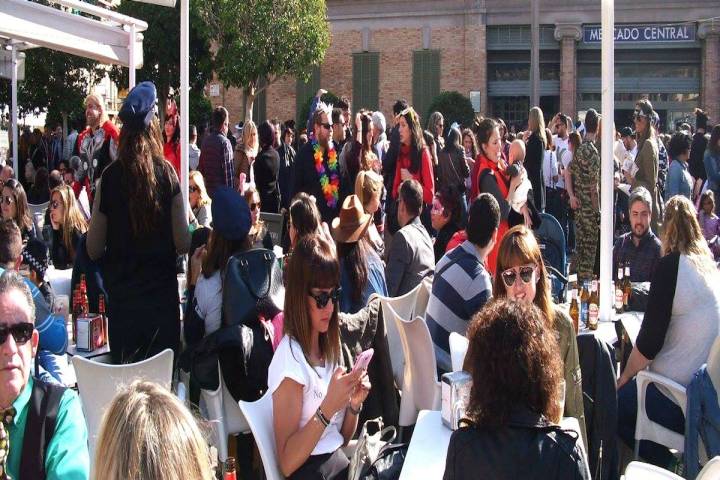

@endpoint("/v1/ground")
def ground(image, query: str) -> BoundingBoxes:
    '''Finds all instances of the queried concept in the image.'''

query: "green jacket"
[632,136,661,232]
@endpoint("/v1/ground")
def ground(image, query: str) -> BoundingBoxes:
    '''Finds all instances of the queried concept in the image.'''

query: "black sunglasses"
[0,322,34,345]
[308,287,341,309]
[249,202,260,211]
[320,122,332,130]
[2,195,15,206]
[501,265,537,287]
[189,186,199,193]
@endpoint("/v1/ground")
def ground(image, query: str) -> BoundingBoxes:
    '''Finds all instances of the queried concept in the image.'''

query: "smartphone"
[352,348,374,373]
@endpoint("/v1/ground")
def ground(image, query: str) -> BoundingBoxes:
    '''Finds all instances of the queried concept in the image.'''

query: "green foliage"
[426,91,475,130]
[109,0,213,116]
[195,0,330,119]
[177,89,213,129]
[297,91,339,132]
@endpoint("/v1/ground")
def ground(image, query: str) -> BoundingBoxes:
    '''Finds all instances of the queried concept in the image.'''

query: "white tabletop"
[400,411,588,480]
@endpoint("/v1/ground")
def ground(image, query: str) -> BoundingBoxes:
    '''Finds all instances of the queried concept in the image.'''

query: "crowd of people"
[1,77,720,480]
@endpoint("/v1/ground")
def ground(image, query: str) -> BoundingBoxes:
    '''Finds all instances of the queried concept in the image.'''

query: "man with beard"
[612,186,662,282]
[72,93,119,200]
[292,101,340,223]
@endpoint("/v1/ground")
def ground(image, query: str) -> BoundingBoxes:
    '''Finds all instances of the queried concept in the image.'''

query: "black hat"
[619,127,635,138]
[22,238,48,281]
[119,81,157,130]
[696,108,709,131]
[211,187,251,241]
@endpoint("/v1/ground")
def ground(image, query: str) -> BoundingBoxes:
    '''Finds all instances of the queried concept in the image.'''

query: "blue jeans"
[618,378,685,468]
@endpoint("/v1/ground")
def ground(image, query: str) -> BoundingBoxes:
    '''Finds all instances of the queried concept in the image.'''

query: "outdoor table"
[399,410,587,480]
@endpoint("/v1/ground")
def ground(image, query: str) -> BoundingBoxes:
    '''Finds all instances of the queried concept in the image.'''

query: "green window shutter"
[353,52,379,111]
[295,66,321,126]
[412,50,440,122]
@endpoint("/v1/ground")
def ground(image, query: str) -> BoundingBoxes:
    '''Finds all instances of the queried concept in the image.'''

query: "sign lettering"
[583,24,696,43]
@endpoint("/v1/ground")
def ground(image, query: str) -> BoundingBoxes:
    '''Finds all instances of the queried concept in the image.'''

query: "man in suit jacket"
[385,179,435,296]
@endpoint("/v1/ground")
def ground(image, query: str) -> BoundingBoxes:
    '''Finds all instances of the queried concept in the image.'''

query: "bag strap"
[20,380,66,480]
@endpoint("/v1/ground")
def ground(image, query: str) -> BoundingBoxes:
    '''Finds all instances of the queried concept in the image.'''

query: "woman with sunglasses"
[629,99,662,232]
[188,170,212,229]
[493,225,586,446]
[2,178,37,244]
[49,184,88,269]
[244,185,274,249]
[270,234,370,479]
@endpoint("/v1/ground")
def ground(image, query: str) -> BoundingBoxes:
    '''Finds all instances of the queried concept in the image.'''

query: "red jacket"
[392,144,435,205]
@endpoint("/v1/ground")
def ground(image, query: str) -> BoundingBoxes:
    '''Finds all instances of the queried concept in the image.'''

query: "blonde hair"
[93,381,213,480]
[50,185,88,259]
[242,120,258,158]
[662,195,717,276]
[354,170,383,212]
[528,107,547,148]
[85,93,109,126]
[189,170,211,208]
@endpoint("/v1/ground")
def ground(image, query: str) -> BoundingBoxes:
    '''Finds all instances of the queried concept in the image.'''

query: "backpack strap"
[20,380,67,480]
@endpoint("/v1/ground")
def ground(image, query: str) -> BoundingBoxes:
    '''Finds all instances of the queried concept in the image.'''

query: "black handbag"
[362,443,408,480]
[222,248,284,327]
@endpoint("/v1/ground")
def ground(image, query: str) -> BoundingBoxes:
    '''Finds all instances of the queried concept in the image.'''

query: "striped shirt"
[426,240,493,372]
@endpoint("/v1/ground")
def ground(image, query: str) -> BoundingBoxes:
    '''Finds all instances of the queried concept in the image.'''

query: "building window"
[296,66,321,126]
[491,96,530,130]
[488,64,529,81]
[353,52,379,111]
[412,50,440,121]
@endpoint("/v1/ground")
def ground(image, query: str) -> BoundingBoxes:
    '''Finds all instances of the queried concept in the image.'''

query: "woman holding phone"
[269,234,371,479]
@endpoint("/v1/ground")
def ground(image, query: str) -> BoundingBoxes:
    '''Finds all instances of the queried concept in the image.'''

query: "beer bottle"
[615,267,625,313]
[224,457,237,480]
[623,264,632,309]
[71,287,79,344]
[588,279,599,330]
[98,294,108,347]
[80,274,89,314]
[580,280,590,326]
[569,289,580,333]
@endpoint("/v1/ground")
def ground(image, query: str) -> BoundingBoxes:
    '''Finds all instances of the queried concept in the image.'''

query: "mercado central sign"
[583,24,696,43]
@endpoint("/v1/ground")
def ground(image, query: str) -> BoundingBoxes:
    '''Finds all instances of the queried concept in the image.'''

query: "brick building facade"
[210,0,720,132]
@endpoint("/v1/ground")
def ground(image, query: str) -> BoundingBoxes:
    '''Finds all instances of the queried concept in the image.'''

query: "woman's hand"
[321,367,363,417]
[189,245,206,287]
[570,195,580,210]
[521,205,533,228]
[350,372,371,411]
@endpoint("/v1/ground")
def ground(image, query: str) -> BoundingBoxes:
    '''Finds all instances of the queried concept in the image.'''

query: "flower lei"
[313,140,340,208]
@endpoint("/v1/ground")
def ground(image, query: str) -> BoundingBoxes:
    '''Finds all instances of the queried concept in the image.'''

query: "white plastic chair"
[378,284,422,388]
[621,461,684,479]
[200,361,250,462]
[385,301,441,426]
[449,332,469,372]
[239,391,284,480]
[415,277,432,321]
[634,337,720,460]
[72,348,174,461]
[697,456,720,480]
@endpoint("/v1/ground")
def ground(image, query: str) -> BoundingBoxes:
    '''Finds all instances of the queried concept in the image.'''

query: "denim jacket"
[685,365,720,478]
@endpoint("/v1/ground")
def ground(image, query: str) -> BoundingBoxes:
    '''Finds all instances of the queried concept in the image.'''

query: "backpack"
[20,380,66,479]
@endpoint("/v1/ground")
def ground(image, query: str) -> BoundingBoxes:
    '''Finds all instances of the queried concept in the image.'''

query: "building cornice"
[554,23,582,41]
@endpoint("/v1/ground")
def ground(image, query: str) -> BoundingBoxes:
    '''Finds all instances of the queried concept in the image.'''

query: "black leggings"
[288,449,349,480]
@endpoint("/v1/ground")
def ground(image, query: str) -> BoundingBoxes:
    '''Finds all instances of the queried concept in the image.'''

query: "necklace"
[312,141,339,208]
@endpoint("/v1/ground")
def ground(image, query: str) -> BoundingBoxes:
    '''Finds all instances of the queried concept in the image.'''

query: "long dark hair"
[337,238,370,304]
[117,117,176,237]
[162,115,180,145]
[443,126,464,156]
[475,118,498,159]
[709,125,720,155]
[3,178,32,233]
[462,128,479,159]
[399,107,425,174]
[201,229,251,278]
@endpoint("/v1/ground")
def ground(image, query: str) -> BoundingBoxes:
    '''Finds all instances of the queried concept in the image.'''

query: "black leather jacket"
[443,409,590,480]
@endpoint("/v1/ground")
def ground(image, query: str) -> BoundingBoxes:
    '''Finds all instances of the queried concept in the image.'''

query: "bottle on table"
[98,294,108,347]
[71,287,80,344]
[569,289,580,333]
[580,280,590,327]
[623,264,632,310]
[588,279,599,330]
[223,457,237,480]
[615,267,625,314]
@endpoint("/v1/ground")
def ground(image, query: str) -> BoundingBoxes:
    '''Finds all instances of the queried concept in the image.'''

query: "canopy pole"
[11,46,18,179]
[180,0,189,211]
[129,23,136,89]
[599,0,615,321]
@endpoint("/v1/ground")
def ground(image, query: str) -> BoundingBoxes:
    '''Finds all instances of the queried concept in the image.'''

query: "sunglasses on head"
[501,265,537,287]
[0,322,34,345]
[189,185,199,193]
[308,287,341,309]
[2,195,15,206]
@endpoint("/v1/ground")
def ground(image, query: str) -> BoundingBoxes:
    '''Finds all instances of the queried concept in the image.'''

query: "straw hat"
[331,195,372,244]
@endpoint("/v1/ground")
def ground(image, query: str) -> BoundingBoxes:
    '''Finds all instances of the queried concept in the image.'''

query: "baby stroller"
[534,212,568,303]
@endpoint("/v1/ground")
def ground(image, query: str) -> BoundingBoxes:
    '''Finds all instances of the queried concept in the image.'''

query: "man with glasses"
[425,193,499,373]
[0,270,89,479]
[293,101,340,223]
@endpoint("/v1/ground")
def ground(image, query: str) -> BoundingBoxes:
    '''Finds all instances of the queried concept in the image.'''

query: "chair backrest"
[28,201,49,218]
[72,349,174,461]
[415,277,432,321]
[449,332,469,372]
[378,283,422,387]
[697,456,720,480]
[259,212,285,247]
[534,212,567,300]
[623,461,683,479]
[239,391,284,480]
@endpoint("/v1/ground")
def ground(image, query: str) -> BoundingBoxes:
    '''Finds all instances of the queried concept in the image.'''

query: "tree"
[196,0,330,121]
[109,0,213,126]
[426,91,476,130]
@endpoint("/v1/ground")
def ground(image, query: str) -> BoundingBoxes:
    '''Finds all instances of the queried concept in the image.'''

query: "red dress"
[475,154,510,277]
[163,142,181,181]
[392,144,435,205]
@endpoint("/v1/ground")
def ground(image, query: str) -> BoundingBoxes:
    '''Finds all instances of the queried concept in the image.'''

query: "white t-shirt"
[267,335,346,455]
[556,149,573,190]
[543,149,558,188]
